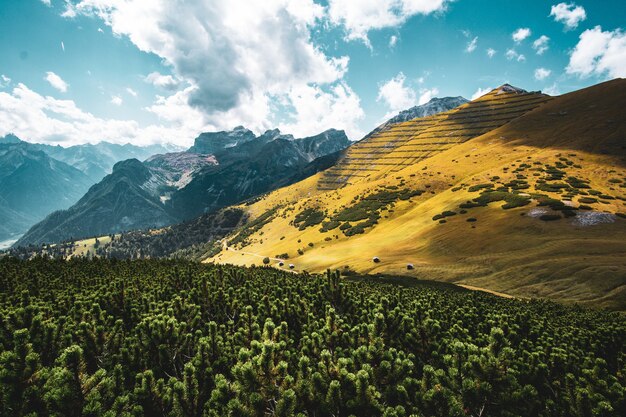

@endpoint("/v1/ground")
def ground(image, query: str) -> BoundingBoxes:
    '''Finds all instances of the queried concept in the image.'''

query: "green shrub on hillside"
[293,208,326,230]
[0,259,623,416]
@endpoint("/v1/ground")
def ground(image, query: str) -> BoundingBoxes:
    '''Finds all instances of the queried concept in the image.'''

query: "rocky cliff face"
[187,126,256,154]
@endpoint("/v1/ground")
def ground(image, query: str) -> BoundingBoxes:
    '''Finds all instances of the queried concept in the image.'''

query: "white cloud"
[61,41,65,52]
[44,71,68,93]
[0,75,10,89]
[328,0,451,46]
[278,83,365,139]
[550,3,586,30]
[126,87,138,97]
[65,0,363,140]
[377,73,416,113]
[466,36,478,53]
[543,83,560,96]
[144,72,180,91]
[110,95,123,106]
[471,87,492,100]
[512,28,532,43]
[61,2,77,18]
[534,67,552,80]
[389,35,398,48]
[0,82,204,147]
[486,48,496,58]
[566,26,626,78]
[532,35,550,55]
[418,87,439,105]
[506,49,526,62]
[40,0,51,6]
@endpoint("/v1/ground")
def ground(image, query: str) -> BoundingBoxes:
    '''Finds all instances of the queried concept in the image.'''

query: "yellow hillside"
[209,79,626,311]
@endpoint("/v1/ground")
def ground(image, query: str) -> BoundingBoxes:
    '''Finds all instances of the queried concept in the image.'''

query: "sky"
[0,0,624,147]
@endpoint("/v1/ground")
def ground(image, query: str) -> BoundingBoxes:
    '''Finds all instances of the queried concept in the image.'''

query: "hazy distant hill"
[0,135,178,243]
[0,139,93,241]
[169,128,351,219]
[32,140,177,182]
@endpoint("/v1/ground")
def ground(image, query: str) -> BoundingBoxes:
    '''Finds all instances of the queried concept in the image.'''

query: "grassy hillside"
[209,80,626,311]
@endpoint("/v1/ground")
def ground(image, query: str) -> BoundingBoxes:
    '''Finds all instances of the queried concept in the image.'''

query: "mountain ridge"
[16,127,352,246]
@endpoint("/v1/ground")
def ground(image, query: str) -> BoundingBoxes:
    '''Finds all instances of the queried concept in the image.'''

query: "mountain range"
[0,135,174,245]
[13,96,469,248]
[15,127,352,246]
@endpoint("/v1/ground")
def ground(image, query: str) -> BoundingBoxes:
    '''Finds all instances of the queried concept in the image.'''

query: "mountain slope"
[16,159,178,246]
[169,128,350,219]
[366,96,469,138]
[209,79,626,311]
[0,141,93,241]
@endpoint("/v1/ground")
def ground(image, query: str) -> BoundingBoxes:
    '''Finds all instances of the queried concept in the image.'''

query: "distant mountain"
[16,159,180,245]
[366,96,469,138]
[0,140,93,241]
[16,127,350,246]
[169,128,350,219]
[32,140,178,182]
[0,134,180,244]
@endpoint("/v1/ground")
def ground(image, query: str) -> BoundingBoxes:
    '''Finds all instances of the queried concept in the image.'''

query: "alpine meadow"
[1,1,625,416]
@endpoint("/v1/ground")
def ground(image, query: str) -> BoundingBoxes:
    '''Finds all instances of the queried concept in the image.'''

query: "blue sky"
[0,0,624,146]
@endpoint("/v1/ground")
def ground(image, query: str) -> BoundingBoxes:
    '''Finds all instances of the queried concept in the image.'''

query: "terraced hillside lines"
[318,89,552,190]
[317,117,439,190]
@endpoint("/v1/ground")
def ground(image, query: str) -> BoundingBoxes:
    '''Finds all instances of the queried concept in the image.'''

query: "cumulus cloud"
[486,48,496,58]
[0,83,204,146]
[278,82,365,139]
[533,35,550,55]
[44,71,68,93]
[328,0,451,46]
[389,35,398,48]
[40,0,51,6]
[512,28,532,43]
[506,49,526,62]
[550,3,586,30]
[566,26,626,78]
[377,73,416,113]
[543,83,560,96]
[466,36,478,53]
[144,72,180,91]
[471,87,492,100]
[534,67,552,80]
[418,87,439,105]
[64,0,364,139]
[61,41,65,52]
[110,95,123,106]
[126,87,138,97]
[0,75,10,89]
